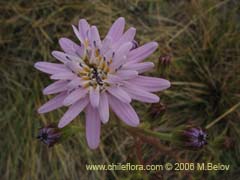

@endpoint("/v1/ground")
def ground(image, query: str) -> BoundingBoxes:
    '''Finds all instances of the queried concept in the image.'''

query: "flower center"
[89,67,106,86]
[42,133,48,140]
[198,133,206,143]
[76,46,111,90]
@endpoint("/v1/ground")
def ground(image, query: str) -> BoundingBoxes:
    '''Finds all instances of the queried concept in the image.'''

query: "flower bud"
[172,126,207,150]
[37,124,61,147]
[37,124,82,147]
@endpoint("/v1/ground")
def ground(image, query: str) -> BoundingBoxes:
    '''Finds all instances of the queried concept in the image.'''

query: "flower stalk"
[126,125,207,150]
[127,126,172,141]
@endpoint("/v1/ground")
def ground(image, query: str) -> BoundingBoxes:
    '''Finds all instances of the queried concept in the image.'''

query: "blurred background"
[1,0,240,179]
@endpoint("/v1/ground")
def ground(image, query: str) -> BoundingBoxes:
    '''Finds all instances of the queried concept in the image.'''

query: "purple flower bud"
[172,126,207,150]
[37,124,61,147]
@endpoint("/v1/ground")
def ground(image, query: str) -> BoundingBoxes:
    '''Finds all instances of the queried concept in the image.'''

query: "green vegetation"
[1,0,240,179]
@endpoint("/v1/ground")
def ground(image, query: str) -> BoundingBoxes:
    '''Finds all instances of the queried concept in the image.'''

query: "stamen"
[66,56,71,60]
[86,49,90,56]
[84,39,89,47]
[83,66,90,72]
[103,64,109,72]
[82,76,90,80]
[99,61,104,69]
[71,37,110,90]
[93,40,97,48]
[83,82,90,88]
[95,49,100,57]
[79,71,88,75]
[118,64,123,70]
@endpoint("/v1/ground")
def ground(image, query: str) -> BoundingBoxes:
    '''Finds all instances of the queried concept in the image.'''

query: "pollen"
[75,43,111,91]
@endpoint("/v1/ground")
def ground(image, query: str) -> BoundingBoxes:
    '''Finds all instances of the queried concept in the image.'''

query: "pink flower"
[35,17,170,149]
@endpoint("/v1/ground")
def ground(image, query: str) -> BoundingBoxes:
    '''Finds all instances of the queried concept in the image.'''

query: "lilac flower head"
[37,124,61,147]
[172,126,207,150]
[34,17,171,149]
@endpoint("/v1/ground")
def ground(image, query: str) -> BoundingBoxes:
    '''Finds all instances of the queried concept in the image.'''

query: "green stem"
[205,101,240,129]
[61,125,83,141]
[126,126,173,142]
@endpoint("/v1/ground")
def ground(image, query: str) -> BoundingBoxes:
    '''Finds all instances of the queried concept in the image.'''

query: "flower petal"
[72,25,84,43]
[76,46,85,57]
[112,27,136,50]
[78,19,90,41]
[98,92,109,124]
[50,72,76,80]
[108,95,139,127]
[64,53,84,64]
[51,51,69,63]
[67,77,83,89]
[115,70,138,80]
[107,86,131,103]
[101,35,112,55]
[89,86,100,107]
[63,88,88,106]
[86,104,101,149]
[58,97,89,128]
[38,92,67,114]
[106,74,121,84]
[128,42,158,63]
[122,83,160,103]
[111,42,132,68]
[128,75,171,92]
[123,62,154,73]
[90,26,101,48]
[59,37,81,55]
[34,62,68,74]
[65,61,82,73]
[106,17,125,41]
[43,80,68,95]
